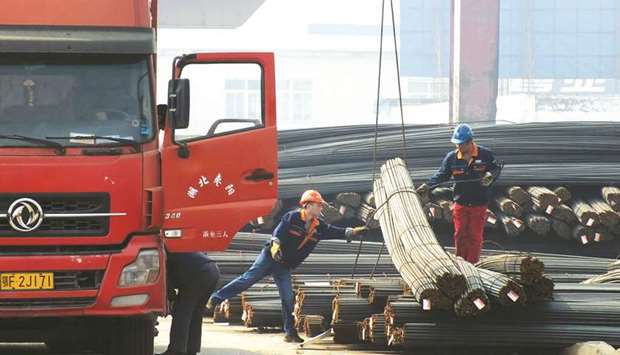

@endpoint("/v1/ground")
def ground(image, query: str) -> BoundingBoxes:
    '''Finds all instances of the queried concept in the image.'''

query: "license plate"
[0,272,54,291]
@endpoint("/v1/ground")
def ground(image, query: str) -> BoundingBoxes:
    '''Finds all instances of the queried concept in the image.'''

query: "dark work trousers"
[167,252,220,354]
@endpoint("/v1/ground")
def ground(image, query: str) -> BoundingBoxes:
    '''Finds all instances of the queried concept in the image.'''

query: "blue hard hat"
[451,123,474,144]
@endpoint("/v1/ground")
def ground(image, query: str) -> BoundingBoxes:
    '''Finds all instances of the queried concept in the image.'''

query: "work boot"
[284,332,304,343]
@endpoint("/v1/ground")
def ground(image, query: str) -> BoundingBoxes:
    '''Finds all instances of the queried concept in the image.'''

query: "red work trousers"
[452,203,487,263]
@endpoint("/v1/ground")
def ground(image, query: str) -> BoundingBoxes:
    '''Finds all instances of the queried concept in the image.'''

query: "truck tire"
[108,316,155,355]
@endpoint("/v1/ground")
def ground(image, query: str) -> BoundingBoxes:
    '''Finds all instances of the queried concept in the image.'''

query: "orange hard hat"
[299,190,326,206]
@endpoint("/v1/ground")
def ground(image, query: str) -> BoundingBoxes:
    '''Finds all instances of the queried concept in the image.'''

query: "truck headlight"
[119,249,160,287]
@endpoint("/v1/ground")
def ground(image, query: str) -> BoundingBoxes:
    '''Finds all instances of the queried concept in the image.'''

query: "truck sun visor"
[0,26,155,54]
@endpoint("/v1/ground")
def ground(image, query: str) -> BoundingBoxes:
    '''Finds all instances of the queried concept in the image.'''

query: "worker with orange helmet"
[207,190,366,343]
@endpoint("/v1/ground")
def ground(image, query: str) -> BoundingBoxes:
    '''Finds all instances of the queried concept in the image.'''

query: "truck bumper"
[0,234,166,318]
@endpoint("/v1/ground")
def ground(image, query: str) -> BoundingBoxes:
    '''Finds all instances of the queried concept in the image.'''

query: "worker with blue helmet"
[417,123,500,263]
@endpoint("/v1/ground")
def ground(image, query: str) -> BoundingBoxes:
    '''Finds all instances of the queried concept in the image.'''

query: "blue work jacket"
[429,143,499,207]
[268,209,347,269]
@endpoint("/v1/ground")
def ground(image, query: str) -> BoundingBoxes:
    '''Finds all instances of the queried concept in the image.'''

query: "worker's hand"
[416,183,430,196]
[345,226,368,243]
[351,226,368,236]
[480,172,494,187]
[270,239,283,262]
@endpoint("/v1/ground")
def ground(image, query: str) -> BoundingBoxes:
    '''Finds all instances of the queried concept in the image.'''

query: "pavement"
[0,317,395,355]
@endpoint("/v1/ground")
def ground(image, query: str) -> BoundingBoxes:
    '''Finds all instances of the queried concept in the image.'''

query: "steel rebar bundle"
[476,254,544,284]
[243,299,282,328]
[452,257,490,317]
[602,186,620,212]
[373,158,467,311]
[572,199,600,227]
[525,214,551,236]
[495,196,523,217]
[553,186,572,204]
[278,122,620,198]
[523,275,554,303]
[582,270,620,284]
[550,204,578,224]
[507,186,531,206]
[589,198,620,227]
[397,322,620,348]
[302,315,326,337]
[497,212,525,237]
[527,186,560,214]
[366,313,388,346]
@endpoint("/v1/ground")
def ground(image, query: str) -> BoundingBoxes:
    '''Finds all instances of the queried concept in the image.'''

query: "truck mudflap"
[0,234,166,318]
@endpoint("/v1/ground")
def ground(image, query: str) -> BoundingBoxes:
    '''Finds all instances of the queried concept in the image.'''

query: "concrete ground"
[0,316,396,355]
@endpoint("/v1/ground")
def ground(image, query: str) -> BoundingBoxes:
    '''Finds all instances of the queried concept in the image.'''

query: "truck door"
[161,53,278,252]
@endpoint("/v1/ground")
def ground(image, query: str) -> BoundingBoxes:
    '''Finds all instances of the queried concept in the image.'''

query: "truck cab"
[0,1,278,353]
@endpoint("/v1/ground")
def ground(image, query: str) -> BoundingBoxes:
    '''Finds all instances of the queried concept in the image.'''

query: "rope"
[355,0,409,279]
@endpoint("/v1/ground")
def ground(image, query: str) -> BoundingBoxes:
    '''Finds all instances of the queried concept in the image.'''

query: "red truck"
[0,0,277,353]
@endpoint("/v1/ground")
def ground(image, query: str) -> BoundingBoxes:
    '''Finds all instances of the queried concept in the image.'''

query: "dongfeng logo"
[8,198,44,232]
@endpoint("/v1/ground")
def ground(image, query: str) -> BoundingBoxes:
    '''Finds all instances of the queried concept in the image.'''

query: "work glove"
[480,172,494,187]
[416,183,430,196]
[270,239,283,262]
[345,226,368,243]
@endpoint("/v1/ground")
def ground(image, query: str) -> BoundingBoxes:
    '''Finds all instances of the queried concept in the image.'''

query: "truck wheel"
[108,316,155,355]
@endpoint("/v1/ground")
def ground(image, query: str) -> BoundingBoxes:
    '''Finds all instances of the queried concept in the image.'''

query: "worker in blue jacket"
[417,123,499,263]
[207,190,367,343]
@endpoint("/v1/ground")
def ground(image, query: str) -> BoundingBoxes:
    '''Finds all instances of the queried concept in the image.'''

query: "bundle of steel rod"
[365,313,388,346]
[497,212,525,237]
[609,261,620,272]
[243,299,282,328]
[278,122,620,198]
[220,296,243,324]
[551,218,572,240]
[572,224,595,245]
[335,192,362,219]
[476,254,544,284]
[553,283,620,302]
[474,268,526,306]
[395,322,620,348]
[506,186,531,206]
[227,233,387,255]
[589,198,620,227]
[550,204,578,224]
[452,257,490,317]
[522,275,554,303]
[294,284,356,329]
[554,186,572,204]
[374,158,468,312]
[249,200,283,231]
[485,209,498,229]
[572,199,600,227]
[437,200,453,223]
[495,196,523,217]
[527,186,560,214]
[602,186,620,211]
[367,283,409,309]
[302,315,326,337]
[423,201,442,223]
[525,214,551,236]
[582,269,620,284]
[331,296,376,324]
[356,203,379,229]
[332,321,361,344]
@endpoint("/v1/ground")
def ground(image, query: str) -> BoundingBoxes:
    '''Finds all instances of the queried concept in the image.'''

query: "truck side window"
[175,63,264,142]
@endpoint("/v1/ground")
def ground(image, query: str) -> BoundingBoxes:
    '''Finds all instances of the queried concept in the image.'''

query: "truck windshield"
[0,54,154,147]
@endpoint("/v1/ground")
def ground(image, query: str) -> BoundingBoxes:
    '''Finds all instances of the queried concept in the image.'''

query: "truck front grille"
[54,270,104,291]
[0,193,110,236]
[0,297,96,309]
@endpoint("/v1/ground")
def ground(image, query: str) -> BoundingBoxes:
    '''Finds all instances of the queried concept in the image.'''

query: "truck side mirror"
[167,79,190,129]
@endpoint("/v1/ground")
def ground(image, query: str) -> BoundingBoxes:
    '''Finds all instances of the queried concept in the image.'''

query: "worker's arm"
[480,149,500,187]
[270,212,294,245]
[318,220,366,241]
[429,153,453,185]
